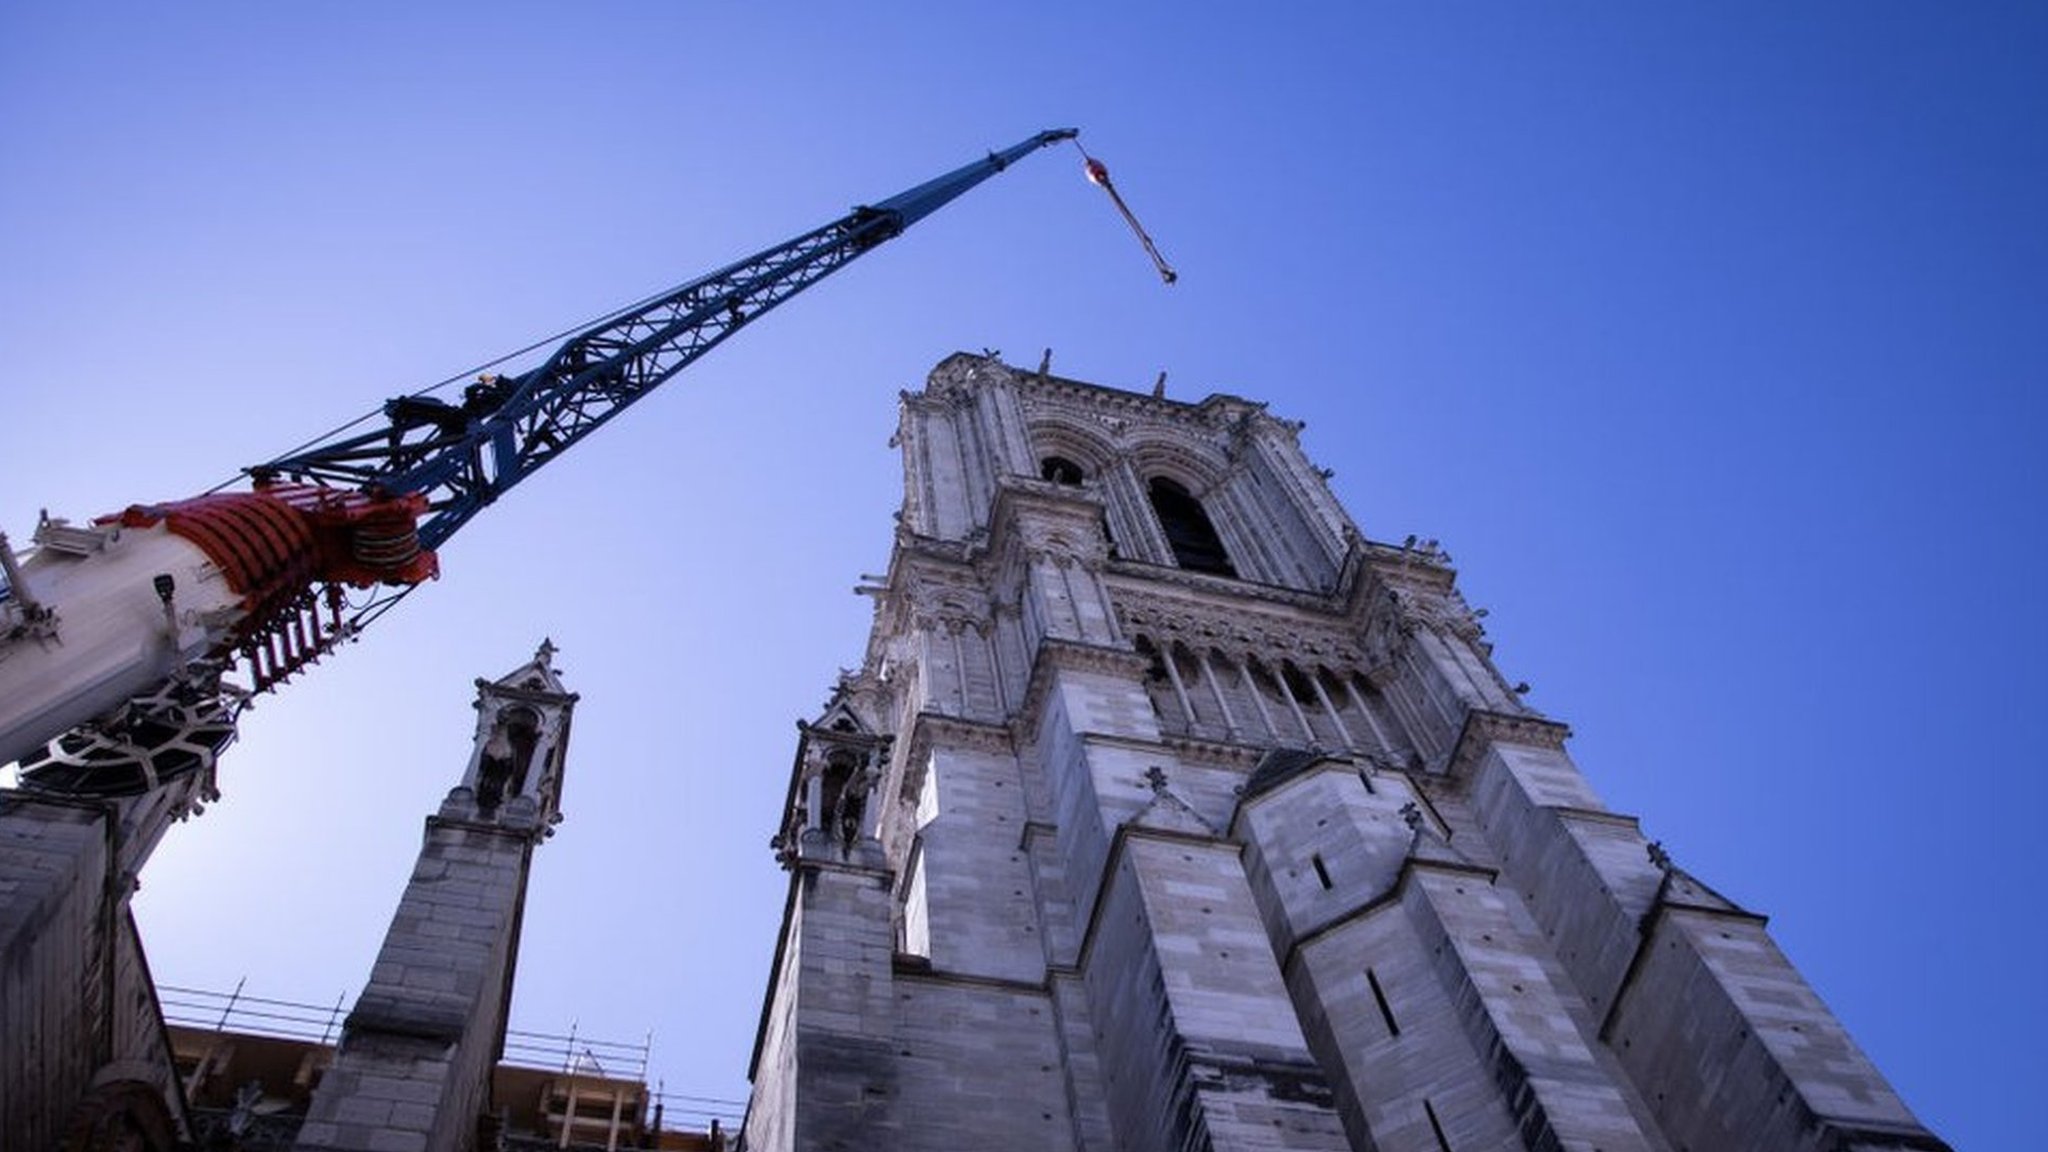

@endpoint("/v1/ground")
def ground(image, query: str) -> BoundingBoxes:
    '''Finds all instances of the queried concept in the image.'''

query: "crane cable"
[211,138,1175,495]
[204,280,704,496]
[1071,137,1178,285]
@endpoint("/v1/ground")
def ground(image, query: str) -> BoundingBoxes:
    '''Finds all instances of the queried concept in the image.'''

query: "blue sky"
[4,5,2042,1146]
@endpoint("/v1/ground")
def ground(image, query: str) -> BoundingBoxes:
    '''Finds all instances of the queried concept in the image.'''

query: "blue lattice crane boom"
[256,128,1077,553]
[0,129,1076,793]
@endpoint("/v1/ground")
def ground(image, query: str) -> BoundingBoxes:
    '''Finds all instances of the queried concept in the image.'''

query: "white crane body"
[0,522,243,770]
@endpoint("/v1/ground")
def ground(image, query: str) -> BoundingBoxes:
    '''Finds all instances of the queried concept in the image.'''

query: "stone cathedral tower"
[742,354,1946,1152]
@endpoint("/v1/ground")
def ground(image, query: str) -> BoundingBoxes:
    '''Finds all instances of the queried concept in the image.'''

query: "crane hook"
[1074,140,1177,285]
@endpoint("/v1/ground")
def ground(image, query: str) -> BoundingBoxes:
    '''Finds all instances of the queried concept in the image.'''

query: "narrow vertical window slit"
[1367,968,1400,1037]
[1423,1098,1453,1152]
[1311,853,1332,890]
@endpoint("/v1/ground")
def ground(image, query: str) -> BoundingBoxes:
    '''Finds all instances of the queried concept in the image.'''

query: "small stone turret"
[441,637,573,836]
[773,692,891,870]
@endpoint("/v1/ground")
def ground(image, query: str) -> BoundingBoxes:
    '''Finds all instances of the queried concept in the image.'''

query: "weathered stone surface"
[295,649,575,1152]
[1,780,201,1152]
[743,356,1948,1152]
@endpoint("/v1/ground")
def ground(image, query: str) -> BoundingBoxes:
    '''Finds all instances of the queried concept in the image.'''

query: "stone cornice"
[1105,558,1352,615]
[472,680,581,707]
[1007,360,1266,429]
[1103,536,1400,649]
[1550,805,1643,831]
[795,720,888,752]
[996,470,1111,510]
[1012,638,1152,740]
[1155,732,1270,773]
[1110,577,1374,669]
[1072,730,1179,757]
[889,959,1051,997]
[1358,540,1460,595]
[425,812,543,843]
[1446,709,1573,780]
[886,532,980,570]
[925,352,1280,457]
[788,854,895,884]
[902,711,1017,764]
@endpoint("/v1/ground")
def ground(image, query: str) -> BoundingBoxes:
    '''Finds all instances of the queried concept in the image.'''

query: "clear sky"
[4,5,2042,1147]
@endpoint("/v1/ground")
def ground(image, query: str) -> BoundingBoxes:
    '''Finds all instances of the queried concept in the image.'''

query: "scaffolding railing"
[153,980,745,1136]
[501,1022,651,1082]
[646,1089,746,1134]
[502,1027,745,1142]
[159,980,349,1045]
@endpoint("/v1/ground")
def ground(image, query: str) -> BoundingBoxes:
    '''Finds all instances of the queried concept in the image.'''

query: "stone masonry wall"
[1608,907,1926,1151]
[890,975,1072,1152]
[294,820,534,1152]
[913,745,1041,984]
[0,797,109,1152]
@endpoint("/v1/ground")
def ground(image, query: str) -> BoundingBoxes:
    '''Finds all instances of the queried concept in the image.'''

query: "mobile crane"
[0,129,1078,797]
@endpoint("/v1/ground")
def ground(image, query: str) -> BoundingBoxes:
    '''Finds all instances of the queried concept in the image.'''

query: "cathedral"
[740,354,1948,1152]
[0,354,1948,1152]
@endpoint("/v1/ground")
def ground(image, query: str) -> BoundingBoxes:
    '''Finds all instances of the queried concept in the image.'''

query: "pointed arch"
[1023,415,1118,480]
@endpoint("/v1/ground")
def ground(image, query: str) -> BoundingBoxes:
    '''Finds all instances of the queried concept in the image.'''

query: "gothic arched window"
[819,748,866,845]
[1041,456,1085,486]
[1148,477,1237,577]
[477,706,540,816]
